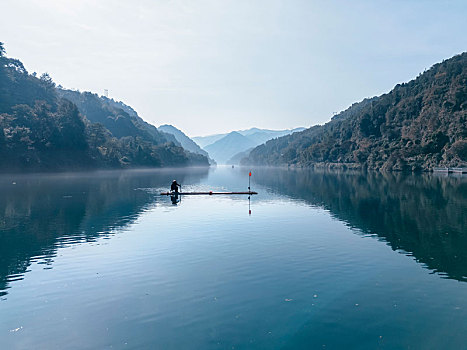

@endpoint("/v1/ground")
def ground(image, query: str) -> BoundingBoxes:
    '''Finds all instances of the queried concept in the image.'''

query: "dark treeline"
[0,43,209,172]
[0,168,209,296]
[244,53,467,171]
[251,168,467,282]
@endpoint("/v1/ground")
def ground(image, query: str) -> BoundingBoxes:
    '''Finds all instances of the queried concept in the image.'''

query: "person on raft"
[170,180,181,193]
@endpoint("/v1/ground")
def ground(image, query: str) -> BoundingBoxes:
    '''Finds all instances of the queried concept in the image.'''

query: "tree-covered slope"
[158,124,207,156]
[0,43,209,172]
[58,89,168,144]
[158,124,216,165]
[244,53,467,171]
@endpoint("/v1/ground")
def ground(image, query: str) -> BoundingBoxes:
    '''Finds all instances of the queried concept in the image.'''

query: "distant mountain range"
[194,127,305,164]
[205,132,257,164]
[192,134,226,149]
[243,52,467,171]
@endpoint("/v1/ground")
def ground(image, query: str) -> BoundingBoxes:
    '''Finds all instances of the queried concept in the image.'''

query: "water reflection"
[251,168,467,282]
[1,166,465,300]
[170,194,181,205]
[0,168,209,296]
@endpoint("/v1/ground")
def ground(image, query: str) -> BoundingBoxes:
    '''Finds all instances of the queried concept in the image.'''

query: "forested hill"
[157,124,211,159]
[0,43,209,172]
[57,89,167,144]
[57,90,196,157]
[243,53,467,171]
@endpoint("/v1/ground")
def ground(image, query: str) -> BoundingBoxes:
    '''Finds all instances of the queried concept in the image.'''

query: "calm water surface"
[0,167,466,349]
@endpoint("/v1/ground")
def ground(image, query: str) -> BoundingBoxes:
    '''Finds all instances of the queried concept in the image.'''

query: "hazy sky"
[1,0,466,136]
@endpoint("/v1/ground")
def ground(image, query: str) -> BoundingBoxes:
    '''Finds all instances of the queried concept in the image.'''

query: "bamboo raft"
[160,191,258,196]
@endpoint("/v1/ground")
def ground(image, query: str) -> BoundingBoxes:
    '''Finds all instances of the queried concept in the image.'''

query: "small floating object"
[9,326,23,333]
[160,191,258,196]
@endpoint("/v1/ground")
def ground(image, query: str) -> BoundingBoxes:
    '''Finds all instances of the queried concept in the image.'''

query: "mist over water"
[1,167,466,349]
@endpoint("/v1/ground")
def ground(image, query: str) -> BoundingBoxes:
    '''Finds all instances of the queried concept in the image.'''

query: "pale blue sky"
[1,0,466,136]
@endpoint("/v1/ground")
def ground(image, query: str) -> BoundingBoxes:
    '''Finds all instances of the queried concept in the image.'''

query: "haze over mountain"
[157,124,215,164]
[0,43,209,172]
[204,132,257,165]
[195,127,305,164]
[158,124,207,156]
[192,134,227,149]
[226,148,254,165]
[243,53,467,171]
[193,128,304,148]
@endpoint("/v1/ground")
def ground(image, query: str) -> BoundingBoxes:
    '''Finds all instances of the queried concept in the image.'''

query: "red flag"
[249,172,252,177]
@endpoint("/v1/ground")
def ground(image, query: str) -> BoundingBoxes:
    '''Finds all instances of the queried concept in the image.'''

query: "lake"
[0,167,466,349]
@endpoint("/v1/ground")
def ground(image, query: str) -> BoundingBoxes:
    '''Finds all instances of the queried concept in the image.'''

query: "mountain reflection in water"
[0,168,209,296]
[1,166,466,349]
[1,166,465,300]
[251,168,467,282]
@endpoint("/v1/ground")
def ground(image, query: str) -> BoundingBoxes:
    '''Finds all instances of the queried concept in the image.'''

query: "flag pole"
[248,170,252,215]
